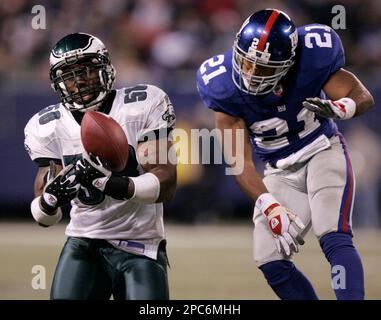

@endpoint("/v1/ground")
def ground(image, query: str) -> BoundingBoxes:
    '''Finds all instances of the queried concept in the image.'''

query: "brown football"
[80,111,129,172]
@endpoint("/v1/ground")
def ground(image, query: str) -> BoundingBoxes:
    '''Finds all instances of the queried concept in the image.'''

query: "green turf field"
[0,222,380,300]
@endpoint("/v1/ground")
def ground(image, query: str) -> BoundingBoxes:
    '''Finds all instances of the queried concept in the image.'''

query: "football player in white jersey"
[24,33,177,300]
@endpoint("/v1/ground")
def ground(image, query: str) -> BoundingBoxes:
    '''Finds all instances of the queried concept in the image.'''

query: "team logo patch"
[44,193,57,206]
[162,108,176,126]
[289,30,298,53]
[161,95,176,126]
[93,178,104,189]
[271,218,279,229]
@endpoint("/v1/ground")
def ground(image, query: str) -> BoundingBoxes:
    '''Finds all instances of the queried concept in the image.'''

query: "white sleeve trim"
[129,172,161,204]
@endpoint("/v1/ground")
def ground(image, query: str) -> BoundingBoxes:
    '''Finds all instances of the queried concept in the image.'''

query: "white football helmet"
[49,33,116,112]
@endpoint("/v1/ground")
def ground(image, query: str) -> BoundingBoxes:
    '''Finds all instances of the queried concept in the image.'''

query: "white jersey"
[24,85,175,259]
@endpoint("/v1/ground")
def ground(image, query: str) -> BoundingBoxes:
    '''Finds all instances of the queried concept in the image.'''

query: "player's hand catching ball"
[75,151,131,200]
[75,151,112,191]
[302,97,356,120]
[41,161,80,213]
[256,193,305,257]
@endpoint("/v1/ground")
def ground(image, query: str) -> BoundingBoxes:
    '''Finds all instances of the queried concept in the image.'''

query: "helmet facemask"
[50,54,115,112]
[232,40,295,95]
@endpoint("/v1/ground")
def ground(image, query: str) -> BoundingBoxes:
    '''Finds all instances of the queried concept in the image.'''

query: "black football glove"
[302,97,355,120]
[40,161,80,213]
[75,152,130,200]
[302,97,338,119]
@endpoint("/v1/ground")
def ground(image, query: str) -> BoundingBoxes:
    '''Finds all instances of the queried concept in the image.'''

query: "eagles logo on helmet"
[49,33,116,112]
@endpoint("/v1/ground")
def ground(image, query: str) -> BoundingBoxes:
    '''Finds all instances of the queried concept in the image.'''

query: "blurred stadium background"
[0,0,380,299]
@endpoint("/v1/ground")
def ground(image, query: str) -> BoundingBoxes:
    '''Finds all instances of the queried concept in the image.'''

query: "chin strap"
[71,90,107,112]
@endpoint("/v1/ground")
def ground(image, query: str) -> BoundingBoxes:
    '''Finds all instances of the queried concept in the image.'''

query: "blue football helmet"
[232,9,298,95]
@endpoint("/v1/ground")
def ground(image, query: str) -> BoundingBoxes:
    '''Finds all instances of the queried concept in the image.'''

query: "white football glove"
[302,97,356,120]
[256,193,305,257]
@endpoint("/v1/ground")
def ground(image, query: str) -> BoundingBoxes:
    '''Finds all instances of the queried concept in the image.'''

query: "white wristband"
[129,172,161,204]
[31,196,62,227]
[336,97,356,120]
[255,193,279,215]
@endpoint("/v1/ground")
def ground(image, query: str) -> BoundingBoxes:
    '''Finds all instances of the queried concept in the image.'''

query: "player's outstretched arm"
[324,68,374,117]
[214,112,268,201]
[214,112,305,256]
[136,138,177,203]
[303,68,374,120]
[214,111,268,201]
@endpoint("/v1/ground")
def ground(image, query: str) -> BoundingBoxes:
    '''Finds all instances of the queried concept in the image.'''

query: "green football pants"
[50,237,169,300]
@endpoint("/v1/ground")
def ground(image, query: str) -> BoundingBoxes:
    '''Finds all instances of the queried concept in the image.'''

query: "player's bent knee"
[314,226,338,240]
[253,232,293,267]
[255,253,292,268]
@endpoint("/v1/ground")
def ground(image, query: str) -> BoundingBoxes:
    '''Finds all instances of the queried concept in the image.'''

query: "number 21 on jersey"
[200,55,226,85]
[304,25,333,48]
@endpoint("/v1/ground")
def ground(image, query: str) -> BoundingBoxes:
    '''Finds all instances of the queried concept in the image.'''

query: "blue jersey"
[196,24,345,165]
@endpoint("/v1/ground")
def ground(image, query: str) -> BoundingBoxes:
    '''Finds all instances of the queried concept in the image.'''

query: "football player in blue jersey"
[196,8,374,300]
